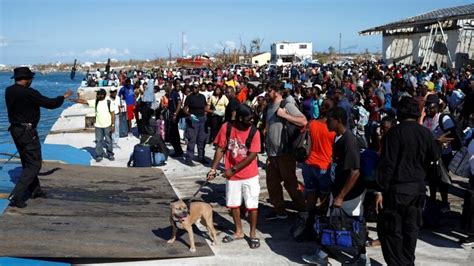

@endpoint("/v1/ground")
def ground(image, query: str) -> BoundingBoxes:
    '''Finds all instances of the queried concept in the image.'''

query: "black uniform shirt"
[5,84,65,127]
[376,120,440,195]
[184,93,206,117]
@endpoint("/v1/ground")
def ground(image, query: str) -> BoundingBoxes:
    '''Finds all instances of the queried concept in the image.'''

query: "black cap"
[96,88,107,95]
[397,96,420,119]
[236,104,253,118]
[11,67,35,79]
[425,94,440,106]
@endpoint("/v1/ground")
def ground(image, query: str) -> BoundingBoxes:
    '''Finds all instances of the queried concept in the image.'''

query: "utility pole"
[339,33,342,56]
[182,32,188,57]
[167,44,173,65]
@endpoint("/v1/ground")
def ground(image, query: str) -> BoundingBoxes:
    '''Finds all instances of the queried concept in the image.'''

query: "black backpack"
[278,101,305,156]
[127,136,153,167]
[225,122,258,151]
[293,120,312,162]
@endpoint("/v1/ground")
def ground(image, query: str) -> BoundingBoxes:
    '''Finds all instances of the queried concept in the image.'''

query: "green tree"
[328,46,336,55]
[250,38,264,54]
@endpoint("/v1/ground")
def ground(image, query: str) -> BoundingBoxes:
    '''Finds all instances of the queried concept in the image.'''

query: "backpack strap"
[245,125,258,150]
[143,136,152,145]
[95,99,112,113]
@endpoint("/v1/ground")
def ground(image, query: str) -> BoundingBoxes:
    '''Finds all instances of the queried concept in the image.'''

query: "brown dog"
[167,199,217,252]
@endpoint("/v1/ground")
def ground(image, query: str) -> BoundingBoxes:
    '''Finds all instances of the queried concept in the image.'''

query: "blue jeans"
[95,126,114,158]
[301,162,331,194]
[112,114,120,144]
[185,115,207,159]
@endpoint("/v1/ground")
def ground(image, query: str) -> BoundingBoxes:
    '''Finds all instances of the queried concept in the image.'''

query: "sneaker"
[461,236,474,249]
[95,156,103,162]
[170,152,184,158]
[184,158,196,167]
[108,156,115,161]
[8,195,27,208]
[265,210,288,220]
[301,253,328,265]
[31,189,47,199]
[199,158,209,165]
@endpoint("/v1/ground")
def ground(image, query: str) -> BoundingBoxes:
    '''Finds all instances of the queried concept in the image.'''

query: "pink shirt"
[214,123,261,180]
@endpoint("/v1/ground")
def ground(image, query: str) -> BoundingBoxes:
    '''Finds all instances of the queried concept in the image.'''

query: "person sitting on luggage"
[70,88,114,162]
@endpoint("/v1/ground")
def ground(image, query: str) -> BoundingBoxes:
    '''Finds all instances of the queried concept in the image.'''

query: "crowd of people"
[101,62,474,265]
[81,60,473,264]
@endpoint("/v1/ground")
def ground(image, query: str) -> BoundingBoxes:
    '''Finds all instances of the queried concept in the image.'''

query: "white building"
[270,41,313,65]
[251,52,271,66]
[360,3,474,69]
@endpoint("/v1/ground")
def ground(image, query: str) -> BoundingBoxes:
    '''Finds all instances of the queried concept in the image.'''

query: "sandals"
[222,235,244,243]
[249,238,260,249]
[222,235,260,249]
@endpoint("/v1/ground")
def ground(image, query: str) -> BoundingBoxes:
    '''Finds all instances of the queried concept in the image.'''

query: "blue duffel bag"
[314,207,366,263]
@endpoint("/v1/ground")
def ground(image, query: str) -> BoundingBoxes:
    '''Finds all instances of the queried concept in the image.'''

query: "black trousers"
[168,119,183,154]
[378,193,424,266]
[9,125,42,200]
[209,114,223,143]
[185,116,207,159]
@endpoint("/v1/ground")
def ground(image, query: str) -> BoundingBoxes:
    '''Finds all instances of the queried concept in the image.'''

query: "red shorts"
[126,104,135,120]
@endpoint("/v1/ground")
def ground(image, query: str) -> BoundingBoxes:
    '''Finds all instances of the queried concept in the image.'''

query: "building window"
[280,45,284,49]
[299,44,307,49]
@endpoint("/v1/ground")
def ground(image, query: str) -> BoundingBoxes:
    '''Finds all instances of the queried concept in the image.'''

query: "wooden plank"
[0,162,213,259]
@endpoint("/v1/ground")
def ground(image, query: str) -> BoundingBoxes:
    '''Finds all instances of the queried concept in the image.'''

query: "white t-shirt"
[108,96,120,115]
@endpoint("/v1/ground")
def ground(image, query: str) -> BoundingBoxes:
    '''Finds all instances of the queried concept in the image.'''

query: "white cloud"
[55,48,131,58]
[0,36,8,47]
[54,51,75,57]
[213,40,236,51]
[225,40,236,50]
[82,48,130,57]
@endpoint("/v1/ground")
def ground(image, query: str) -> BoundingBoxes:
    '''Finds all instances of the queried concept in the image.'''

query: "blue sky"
[0,0,471,65]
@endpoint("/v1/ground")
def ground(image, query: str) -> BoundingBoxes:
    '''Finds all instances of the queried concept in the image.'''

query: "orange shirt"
[305,120,336,170]
[237,87,248,103]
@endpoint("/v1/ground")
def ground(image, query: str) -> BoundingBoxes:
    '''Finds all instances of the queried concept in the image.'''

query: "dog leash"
[0,151,19,170]
[186,180,209,204]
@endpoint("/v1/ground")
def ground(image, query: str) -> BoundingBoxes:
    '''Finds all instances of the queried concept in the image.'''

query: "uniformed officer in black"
[5,67,73,208]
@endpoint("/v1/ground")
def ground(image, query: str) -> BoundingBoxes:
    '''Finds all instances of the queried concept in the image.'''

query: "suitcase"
[128,144,152,167]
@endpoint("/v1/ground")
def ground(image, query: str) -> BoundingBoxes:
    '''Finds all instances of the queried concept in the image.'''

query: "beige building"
[360,4,474,68]
[251,52,271,66]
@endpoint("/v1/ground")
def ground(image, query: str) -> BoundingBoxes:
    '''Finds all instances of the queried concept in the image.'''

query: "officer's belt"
[10,123,35,130]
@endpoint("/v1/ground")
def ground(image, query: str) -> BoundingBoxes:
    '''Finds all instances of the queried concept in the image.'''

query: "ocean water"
[0,72,82,145]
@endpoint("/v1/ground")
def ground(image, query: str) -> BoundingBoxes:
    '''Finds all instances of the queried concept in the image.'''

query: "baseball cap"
[236,104,253,118]
[96,88,107,95]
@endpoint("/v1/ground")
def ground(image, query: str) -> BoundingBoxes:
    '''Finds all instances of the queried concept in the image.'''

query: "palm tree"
[250,38,264,54]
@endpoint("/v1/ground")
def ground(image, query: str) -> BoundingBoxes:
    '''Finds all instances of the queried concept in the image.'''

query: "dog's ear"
[169,198,180,204]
